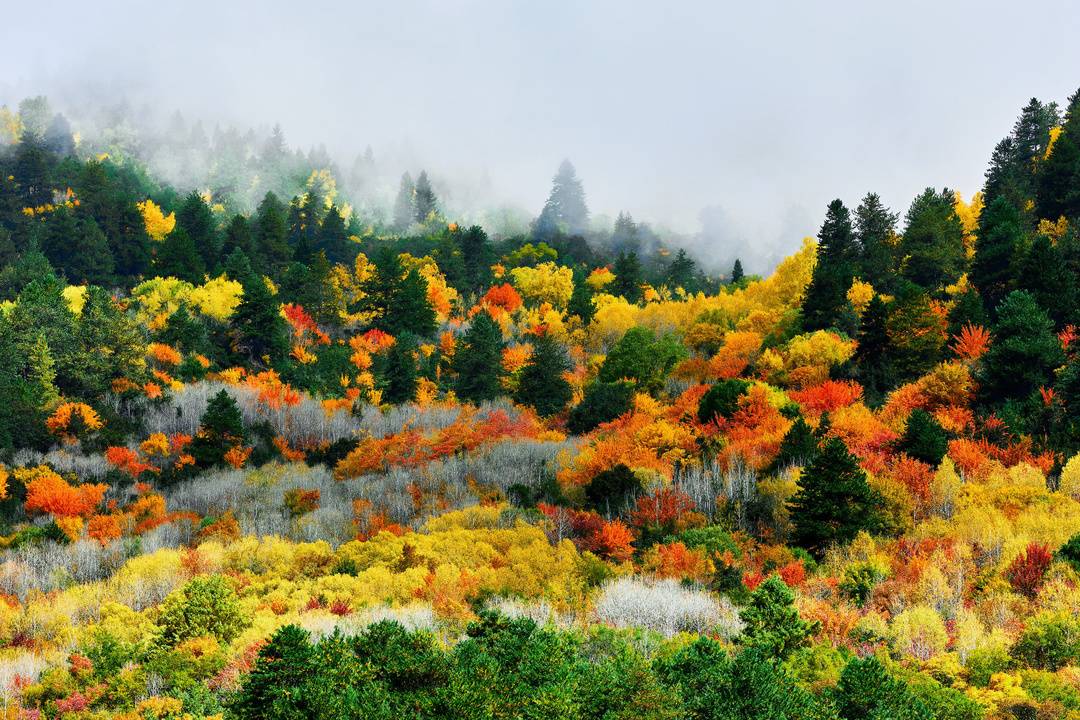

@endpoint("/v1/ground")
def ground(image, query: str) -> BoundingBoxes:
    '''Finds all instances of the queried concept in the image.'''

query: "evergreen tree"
[611,251,643,303]
[832,656,933,720]
[897,409,948,465]
[74,160,151,280]
[979,290,1064,403]
[986,97,1060,214]
[567,381,635,434]
[453,310,505,404]
[1017,233,1076,327]
[42,208,114,286]
[228,250,289,365]
[802,199,858,331]
[381,336,418,405]
[176,192,221,272]
[70,286,146,399]
[156,227,205,283]
[222,214,253,259]
[253,192,292,272]
[567,270,596,325]
[611,212,639,254]
[455,225,495,295]
[599,327,686,396]
[414,171,438,223]
[899,188,966,292]
[738,576,819,660]
[885,283,945,384]
[730,258,744,284]
[769,416,819,472]
[514,332,573,417]
[189,389,246,468]
[1036,89,1080,221]
[318,204,352,265]
[853,294,892,401]
[231,625,314,720]
[698,379,751,423]
[393,172,416,231]
[970,196,1023,316]
[854,192,898,291]
[789,437,882,557]
[667,249,697,291]
[395,267,437,337]
[534,160,589,238]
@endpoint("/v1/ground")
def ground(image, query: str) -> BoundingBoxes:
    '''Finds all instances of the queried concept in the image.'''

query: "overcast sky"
[3,0,1079,268]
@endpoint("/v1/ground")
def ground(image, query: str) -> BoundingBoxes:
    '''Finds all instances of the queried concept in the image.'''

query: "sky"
[3,0,1080,271]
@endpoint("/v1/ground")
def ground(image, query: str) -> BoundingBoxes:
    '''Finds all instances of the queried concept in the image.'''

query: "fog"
[3,0,1079,272]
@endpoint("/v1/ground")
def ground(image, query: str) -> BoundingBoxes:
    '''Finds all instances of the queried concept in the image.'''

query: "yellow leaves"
[1059,453,1080,501]
[0,465,7,501]
[1045,125,1063,160]
[846,279,875,314]
[586,266,615,290]
[1037,215,1068,242]
[188,275,243,321]
[62,285,87,315]
[510,261,574,309]
[136,199,176,241]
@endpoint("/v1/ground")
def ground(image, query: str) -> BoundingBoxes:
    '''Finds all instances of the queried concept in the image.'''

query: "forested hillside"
[2,89,1080,719]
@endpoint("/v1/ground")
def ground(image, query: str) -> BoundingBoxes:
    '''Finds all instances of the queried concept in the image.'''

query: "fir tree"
[899,188,966,293]
[611,251,643,303]
[190,389,246,467]
[789,437,882,557]
[979,290,1064,403]
[1017,233,1076,327]
[455,225,495,295]
[897,409,948,465]
[854,192,898,292]
[157,227,205,284]
[228,250,289,365]
[395,267,437,337]
[414,171,438,223]
[802,199,858,331]
[738,576,820,660]
[176,191,221,272]
[667,248,697,291]
[231,625,314,720]
[853,294,892,400]
[566,270,596,325]
[730,258,744,284]
[970,196,1022,316]
[222,214,253,259]
[768,416,819,472]
[318,204,351,266]
[380,336,418,405]
[453,310,505,404]
[514,332,573,417]
[1036,89,1080,221]
[534,159,589,238]
[393,172,416,232]
[253,192,292,272]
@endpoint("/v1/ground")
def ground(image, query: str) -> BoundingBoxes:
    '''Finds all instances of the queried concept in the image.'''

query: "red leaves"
[481,283,523,313]
[951,324,991,362]
[1006,542,1052,599]
[789,380,863,417]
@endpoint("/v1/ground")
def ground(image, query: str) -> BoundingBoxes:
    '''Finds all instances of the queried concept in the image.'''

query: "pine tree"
[1036,90,1080,221]
[414,171,438,223]
[899,188,966,292]
[979,290,1064,403]
[27,333,59,411]
[453,310,505,404]
[738,576,820,660]
[534,160,589,238]
[381,336,418,405]
[567,271,596,325]
[222,214,253,260]
[455,225,495,295]
[898,409,948,465]
[190,389,246,467]
[611,212,639,253]
[801,199,858,331]
[986,98,1060,214]
[1017,233,1076,327]
[514,332,572,417]
[730,258,744,284]
[228,250,289,365]
[789,437,882,557]
[254,192,292,272]
[611,251,643,303]
[72,286,146,398]
[854,294,892,400]
[317,204,351,265]
[769,416,818,472]
[156,227,205,283]
[971,196,1023,316]
[176,192,221,273]
[232,625,314,720]
[854,192,898,291]
[393,172,416,232]
[395,267,437,337]
[832,656,934,720]
[667,249,697,291]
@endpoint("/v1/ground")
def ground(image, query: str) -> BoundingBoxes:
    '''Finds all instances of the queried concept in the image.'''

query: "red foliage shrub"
[1006,543,1052,599]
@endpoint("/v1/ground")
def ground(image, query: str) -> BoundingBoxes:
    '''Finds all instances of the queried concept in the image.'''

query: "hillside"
[1,90,1080,719]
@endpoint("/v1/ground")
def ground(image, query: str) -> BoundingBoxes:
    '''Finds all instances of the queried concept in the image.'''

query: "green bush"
[157,574,248,646]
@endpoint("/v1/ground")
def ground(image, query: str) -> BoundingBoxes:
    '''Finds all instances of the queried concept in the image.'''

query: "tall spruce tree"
[534,160,589,238]
[380,335,418,405]
[453,310,505,403]
[1036,89,1080,221]
[611,251,643,303]
[789,437,881,557]
[514,332,573,417]
[413,171,438,223]
[854,192,898,292]
[979,290,1064,403]
[227,250,288,365]
[899,188,966,293]
[730,258,744,284]
[971,196,1023,316]
[317,204,351,266]
[253,192,292,272]
[393,172,416,232]
[802,199,858,331]
[176,191,221,273]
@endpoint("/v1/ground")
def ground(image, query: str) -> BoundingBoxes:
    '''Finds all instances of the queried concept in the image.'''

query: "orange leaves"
[45,402,103,442]
[19,466,107,518]
[481,283,523,314]
[643,541,711,580]
[0,466,7,501]
[87,514,123,545]
[348,329,396,371]
[788,380,863,417]
[223,445,253,469]
[147,342,182,366]
[591,520,635,562]
[284,488,320,517]
[630,488,697,531]
[501,343,532,374]
[951,324,990,362]
[272,436,305,462]
[708,331,762,380]
[105,446,158,478]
